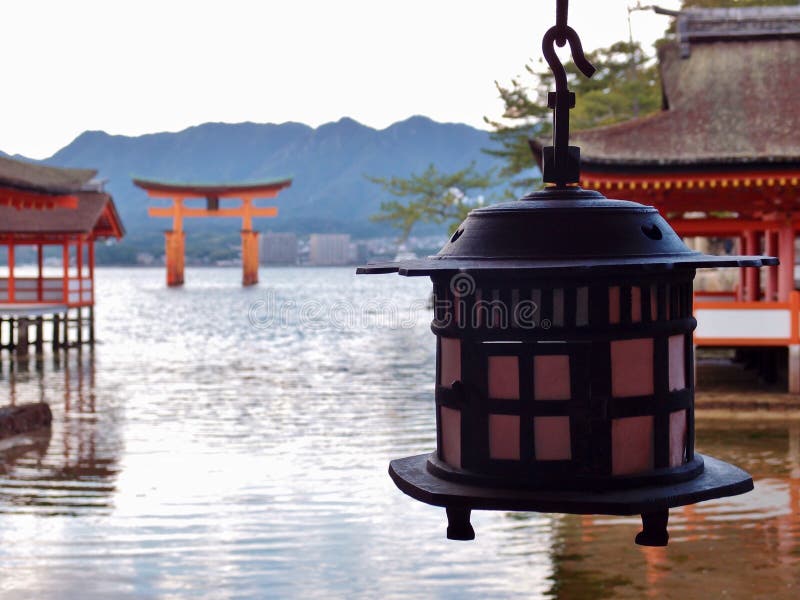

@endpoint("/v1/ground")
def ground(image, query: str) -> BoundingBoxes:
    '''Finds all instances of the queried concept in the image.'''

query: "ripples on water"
[0,267,797,599]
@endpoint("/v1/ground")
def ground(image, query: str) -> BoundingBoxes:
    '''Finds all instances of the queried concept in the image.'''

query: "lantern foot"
[446,507,475,540]
[635,509,669,547]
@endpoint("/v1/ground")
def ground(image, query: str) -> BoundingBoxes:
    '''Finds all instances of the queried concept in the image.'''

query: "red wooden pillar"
[88,238,95,304]
[241,230,259,286]
[77,238,84,301]
[737,235,745,302]
[778,224,795,302]
[37,242,43,302]
[765,230,779,301]
[744,230,761,302]
[165,198,185,287]
[165,231,185,287]
[76,240,84,345]
[779,222,799,393]
[8,242,15,303]
[62,241,69,304]
[87,238,96,344]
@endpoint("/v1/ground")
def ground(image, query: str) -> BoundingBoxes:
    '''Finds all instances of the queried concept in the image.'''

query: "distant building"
[354,241,370,265]
[260,232,298,265]
[309,234,351,266]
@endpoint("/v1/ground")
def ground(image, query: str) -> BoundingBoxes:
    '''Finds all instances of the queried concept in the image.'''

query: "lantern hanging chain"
[542,0,596,187]
[555,0,569,46]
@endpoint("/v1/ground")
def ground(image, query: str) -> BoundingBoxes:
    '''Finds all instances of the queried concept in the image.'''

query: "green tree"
[369,0,796,235]
[485,40,661,194]
[484,0,797,194]
[368,163,495,242]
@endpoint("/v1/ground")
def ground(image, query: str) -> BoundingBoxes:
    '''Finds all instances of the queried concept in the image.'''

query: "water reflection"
[0,268,797,599]
[545,421,800,599]
[0,351,119,515]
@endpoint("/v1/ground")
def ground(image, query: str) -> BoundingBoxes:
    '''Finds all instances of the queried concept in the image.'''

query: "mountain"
[29,116,506,241]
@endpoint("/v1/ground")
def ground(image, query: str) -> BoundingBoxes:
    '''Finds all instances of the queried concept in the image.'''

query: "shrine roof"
[0,191,124,239]
[0,155,97,194]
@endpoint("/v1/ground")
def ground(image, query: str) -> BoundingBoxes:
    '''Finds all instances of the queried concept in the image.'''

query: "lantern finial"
[542,0,596,187]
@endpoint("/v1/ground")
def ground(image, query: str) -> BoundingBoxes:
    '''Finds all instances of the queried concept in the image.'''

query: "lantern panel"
[534,416,572,460]
[552,288,565,327]
[440,337,461,388]
[612,415,655,476]
[631,287,642,323]
[611,338,655,398]
[532,289,542,328]
[575,286,589,326]
[440,406,461,469]
[609,286,621,324]
[534,355,571,400]
[669,334,687,391]
[665,284,672,320]
[489,414,521,460]
[488,356,520,400]
[649,284,658,320]
[670,409,688,467]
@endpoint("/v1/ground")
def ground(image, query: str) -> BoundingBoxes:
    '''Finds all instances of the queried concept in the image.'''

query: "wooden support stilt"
[241,230,260,286]
[89,306,95,344]
[62,311,70,349]
[34,317,44,355]
[52,313,61,351]
[16,318,29,357]
[76,307,83,347]
[789,344,800,395]
[165,230,185,287]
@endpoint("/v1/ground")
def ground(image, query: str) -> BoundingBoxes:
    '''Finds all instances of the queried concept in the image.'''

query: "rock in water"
[0,403,53,439]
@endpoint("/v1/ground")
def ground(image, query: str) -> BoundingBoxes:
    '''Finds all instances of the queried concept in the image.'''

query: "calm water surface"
[0,267,797,599]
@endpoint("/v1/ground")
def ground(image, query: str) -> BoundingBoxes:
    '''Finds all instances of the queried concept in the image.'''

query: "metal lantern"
[358,0,777,546]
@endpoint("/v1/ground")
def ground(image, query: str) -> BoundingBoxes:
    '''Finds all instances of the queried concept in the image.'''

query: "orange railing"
[0,276,93,307]
[694,290,800,346]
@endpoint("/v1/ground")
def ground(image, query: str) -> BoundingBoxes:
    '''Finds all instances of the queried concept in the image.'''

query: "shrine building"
[0,156,124,354]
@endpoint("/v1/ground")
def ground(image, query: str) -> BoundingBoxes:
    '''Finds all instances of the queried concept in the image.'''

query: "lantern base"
[389,452,753,546]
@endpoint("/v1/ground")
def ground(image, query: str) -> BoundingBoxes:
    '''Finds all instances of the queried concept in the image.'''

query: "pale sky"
[0,0,682,159]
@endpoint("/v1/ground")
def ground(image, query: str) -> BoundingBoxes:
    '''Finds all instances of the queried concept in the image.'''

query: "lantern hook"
[541,0,596,188]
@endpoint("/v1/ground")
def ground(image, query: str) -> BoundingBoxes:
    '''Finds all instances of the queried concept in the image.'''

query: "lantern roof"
[358,188,776,276]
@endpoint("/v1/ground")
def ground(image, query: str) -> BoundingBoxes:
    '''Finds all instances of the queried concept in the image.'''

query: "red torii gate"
[133,178,292,286]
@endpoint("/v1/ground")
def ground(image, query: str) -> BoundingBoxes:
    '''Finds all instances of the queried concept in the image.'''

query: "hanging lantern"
[358,0,777,546]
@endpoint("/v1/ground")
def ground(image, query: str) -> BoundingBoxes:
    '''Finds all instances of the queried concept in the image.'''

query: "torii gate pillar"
[165,230,186,287]
[242,230,260,286]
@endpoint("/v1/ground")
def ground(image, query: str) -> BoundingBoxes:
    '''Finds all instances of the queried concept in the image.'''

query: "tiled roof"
[0,192,124,238]
[0,156,96,194]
